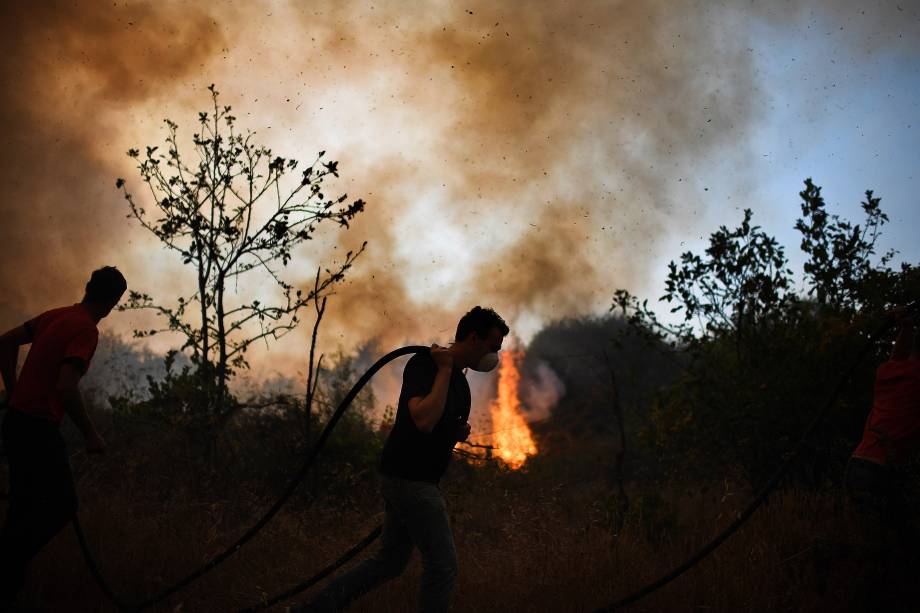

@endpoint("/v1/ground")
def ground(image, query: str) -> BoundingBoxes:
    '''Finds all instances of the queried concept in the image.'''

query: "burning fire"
[480,349,538,469]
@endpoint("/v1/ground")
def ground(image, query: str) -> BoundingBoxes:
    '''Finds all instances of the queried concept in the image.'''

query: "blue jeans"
[300,474,458,613]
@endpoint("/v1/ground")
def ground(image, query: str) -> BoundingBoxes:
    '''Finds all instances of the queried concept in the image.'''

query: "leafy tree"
[796,178,896,312]
[612,179,917,486]
[115,85,366,425]
[613,208,793,347]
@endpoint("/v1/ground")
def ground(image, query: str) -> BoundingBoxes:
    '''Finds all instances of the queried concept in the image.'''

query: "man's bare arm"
[57,362,105,452]
[0,325,32,398]
[408,369,452,433]
[408,345,454,433]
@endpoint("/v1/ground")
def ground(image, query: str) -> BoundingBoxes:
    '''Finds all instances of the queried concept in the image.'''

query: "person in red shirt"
[844,305,919,607]
[0,266,126,610]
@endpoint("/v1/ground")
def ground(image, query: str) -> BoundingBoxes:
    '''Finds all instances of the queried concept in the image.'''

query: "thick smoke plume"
[0,1,915,404]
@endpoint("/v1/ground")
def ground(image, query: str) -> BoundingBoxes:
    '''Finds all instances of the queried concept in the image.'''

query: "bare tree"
[115,84,366,424]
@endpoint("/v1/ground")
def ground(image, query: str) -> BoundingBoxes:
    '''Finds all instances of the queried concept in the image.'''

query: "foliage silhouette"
[612,178,918,486]
[114,85,366,427]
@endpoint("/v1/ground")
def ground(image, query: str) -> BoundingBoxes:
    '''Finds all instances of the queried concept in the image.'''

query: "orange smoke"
[481,350,537,469]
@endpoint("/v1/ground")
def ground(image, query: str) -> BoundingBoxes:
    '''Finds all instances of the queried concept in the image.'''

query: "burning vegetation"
[469,349,541,469]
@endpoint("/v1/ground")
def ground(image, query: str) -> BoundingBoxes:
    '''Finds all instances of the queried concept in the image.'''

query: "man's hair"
[455,306,509,342]
[85,266,127,305]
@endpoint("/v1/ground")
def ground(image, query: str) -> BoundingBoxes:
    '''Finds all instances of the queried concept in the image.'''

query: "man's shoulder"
[26,305,71,334]
[879,359,920,377]
[34,305,72,321]
[35,305,97,336]
[62,304,98,332]
[406,349,435,370]
[402,350,436,392]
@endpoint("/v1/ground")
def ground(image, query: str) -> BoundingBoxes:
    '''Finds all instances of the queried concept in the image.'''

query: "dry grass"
[6,447,917,613]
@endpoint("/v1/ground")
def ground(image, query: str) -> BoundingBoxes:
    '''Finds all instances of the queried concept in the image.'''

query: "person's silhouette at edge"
[842,305,920,609]
[294,306,509,613]
[0,266,127,611]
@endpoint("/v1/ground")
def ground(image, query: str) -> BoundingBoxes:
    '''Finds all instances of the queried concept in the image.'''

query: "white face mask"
[470,351,499,372]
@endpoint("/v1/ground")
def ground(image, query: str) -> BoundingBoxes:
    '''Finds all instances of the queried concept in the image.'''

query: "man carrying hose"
[0,266,126,610]
[844,304,920,607]
[297,306,509,613]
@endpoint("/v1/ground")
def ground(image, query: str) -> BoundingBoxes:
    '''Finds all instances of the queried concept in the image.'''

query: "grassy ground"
[5,439,918,613]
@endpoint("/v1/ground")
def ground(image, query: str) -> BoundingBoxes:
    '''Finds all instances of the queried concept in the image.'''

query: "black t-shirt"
[380,350,471,483]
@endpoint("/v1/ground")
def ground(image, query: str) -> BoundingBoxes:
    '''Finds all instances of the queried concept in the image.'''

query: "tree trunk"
[215,273,228,418]
[196,234,212,411]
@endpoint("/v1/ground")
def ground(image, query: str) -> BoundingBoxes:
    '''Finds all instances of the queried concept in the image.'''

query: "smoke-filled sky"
[1,0,917,387]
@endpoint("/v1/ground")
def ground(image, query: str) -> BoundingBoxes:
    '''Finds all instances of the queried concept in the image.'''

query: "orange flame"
[483,349,537,469]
